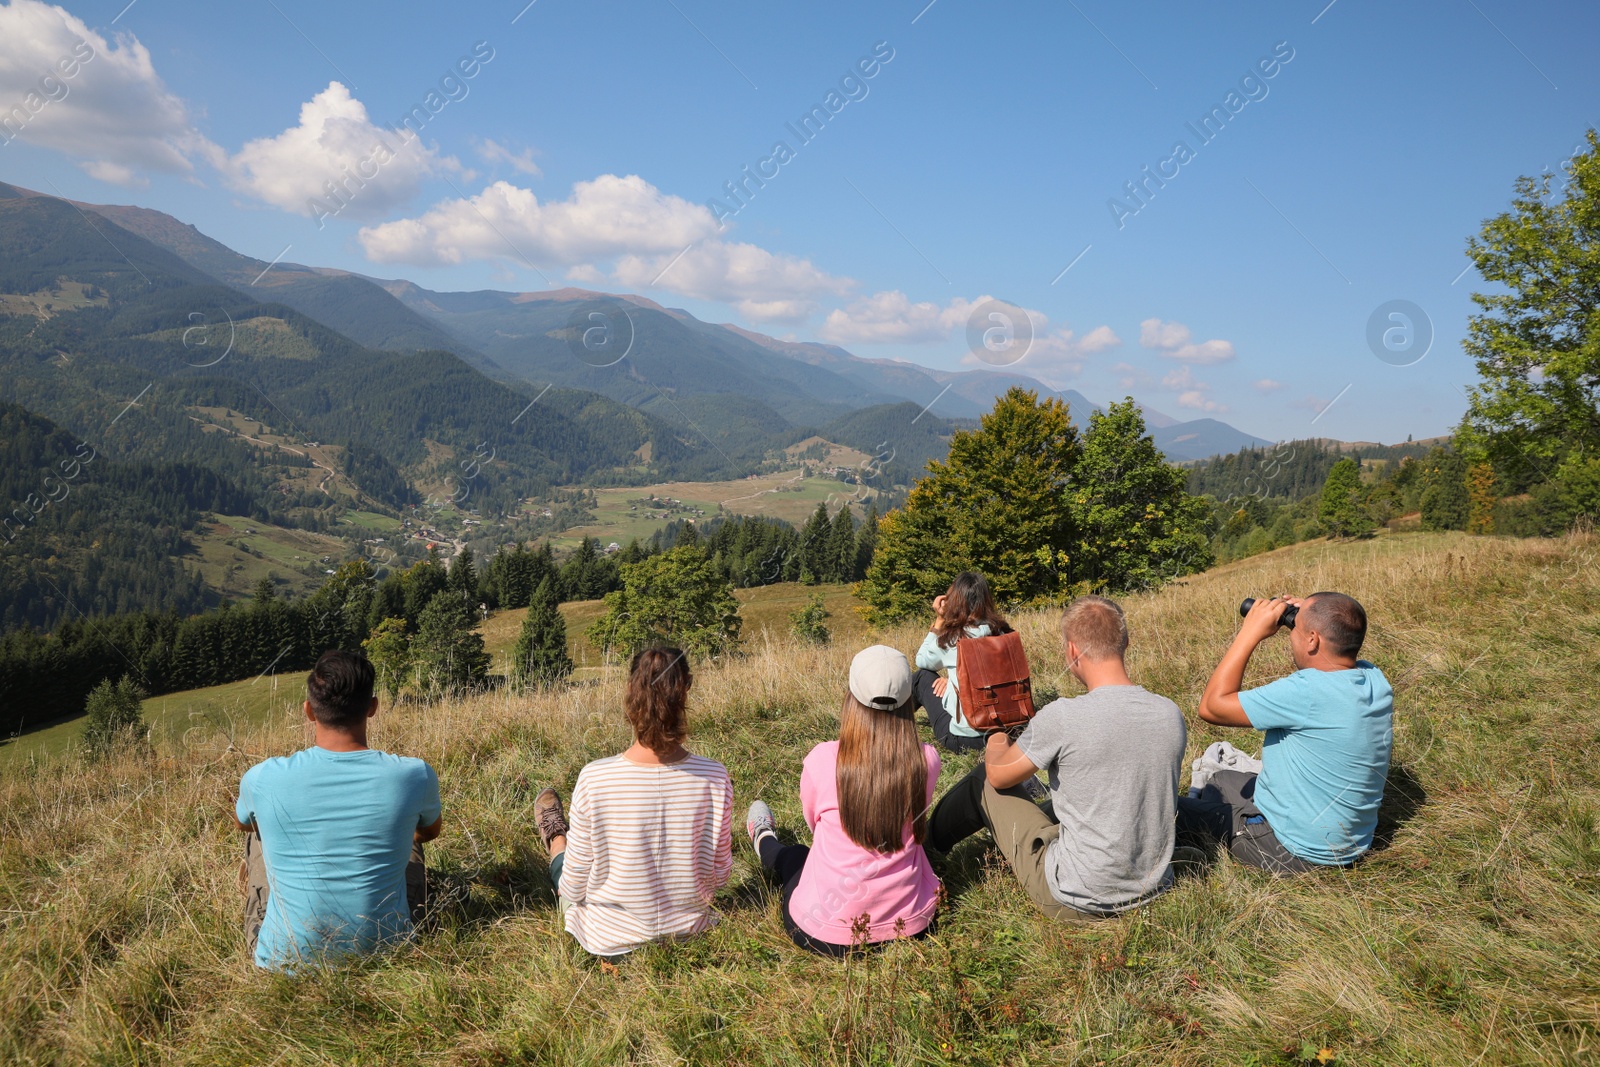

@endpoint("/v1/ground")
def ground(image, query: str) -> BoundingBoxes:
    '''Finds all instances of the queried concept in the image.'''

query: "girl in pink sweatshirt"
[745,645,942,955]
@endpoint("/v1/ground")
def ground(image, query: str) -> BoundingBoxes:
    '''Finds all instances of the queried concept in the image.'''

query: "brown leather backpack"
[955,630,1035,731]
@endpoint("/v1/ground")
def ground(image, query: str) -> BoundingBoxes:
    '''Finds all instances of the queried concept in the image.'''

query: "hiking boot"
[534,787,569,852]
[746,799,777,852]
[1171,845,1208,876]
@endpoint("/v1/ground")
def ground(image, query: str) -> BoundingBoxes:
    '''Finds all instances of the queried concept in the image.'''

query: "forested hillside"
[0,194,769,627]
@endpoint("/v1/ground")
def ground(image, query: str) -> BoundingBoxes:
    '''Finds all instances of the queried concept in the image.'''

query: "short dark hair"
[1303,592,1368,657]
[307,650,376,728]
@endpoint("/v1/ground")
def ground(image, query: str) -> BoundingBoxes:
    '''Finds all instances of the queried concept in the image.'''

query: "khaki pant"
[240,830,429,954]
[977,783,1102,922]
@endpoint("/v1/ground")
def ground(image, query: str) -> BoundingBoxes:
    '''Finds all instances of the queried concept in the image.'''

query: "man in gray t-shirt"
[926,595,1188,918]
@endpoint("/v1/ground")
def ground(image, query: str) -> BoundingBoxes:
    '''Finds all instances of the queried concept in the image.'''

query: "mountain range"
[3,181,1270,462]
[0,177,1282,629]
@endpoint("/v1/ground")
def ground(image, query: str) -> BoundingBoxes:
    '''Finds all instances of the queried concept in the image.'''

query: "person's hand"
[1240,595,1293,643]
[931,676,948,698]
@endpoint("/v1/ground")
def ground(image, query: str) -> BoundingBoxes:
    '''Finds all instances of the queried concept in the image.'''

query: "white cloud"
[220,82,452,222]
[1140,318,1191,349]
[1139,317,1236,364]
[564,263,606,284]
[821,291,1118,379]
[819,290,979,344]
[614,238,850,321]
[474,137,541,177]
[1254,378,1287,392]
[1160,366,1228,413]
[362,176,849,320]
[360,175,719,266]
[0,1,211,177]
[79,159,144,187]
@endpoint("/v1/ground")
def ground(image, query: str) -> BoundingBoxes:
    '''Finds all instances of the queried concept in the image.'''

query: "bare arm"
[414,815,443,844]
[1197,596,1293,728]
[983,730,1040,790]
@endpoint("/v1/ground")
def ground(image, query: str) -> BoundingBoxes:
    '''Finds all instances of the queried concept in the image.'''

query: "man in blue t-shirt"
[235,650,443,970]
[1177,592,1393,873]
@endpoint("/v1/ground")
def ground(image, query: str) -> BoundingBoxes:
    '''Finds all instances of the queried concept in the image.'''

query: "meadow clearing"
[1,531,1597,1065]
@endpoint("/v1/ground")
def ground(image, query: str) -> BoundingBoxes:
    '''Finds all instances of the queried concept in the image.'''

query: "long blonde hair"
[835,693,927,852]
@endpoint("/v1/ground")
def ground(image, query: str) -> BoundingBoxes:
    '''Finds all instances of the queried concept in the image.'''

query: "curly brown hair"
[625,646,692,753]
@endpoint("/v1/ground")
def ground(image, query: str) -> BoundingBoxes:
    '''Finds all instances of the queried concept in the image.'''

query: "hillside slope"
[2,531,1596,1064]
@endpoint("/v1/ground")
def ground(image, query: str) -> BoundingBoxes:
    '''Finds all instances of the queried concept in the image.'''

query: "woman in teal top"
[912,571,1014,753]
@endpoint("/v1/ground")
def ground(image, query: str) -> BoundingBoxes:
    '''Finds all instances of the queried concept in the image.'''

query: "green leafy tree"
[1420,447,1470,531]
[511,578,573,690]
[1069,399,1215,589]
[362,617,412,702]
[82,676,147,758]
[1461,128,1600,494]
[789,592,831,644]
[586,546,742,659]
[860,388,1080,621]
[412,592,489,694]
[1318,457,1378,538]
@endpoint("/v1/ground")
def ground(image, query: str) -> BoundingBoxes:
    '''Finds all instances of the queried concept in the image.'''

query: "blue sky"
[1,0,1596,443]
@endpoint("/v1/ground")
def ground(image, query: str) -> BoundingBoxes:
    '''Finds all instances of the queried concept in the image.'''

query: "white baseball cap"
[848,644,913,710]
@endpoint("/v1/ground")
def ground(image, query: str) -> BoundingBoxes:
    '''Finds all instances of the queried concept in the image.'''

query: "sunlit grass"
[2,531,1597,1064]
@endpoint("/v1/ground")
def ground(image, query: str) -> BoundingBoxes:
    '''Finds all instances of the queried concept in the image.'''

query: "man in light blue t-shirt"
[1177,592,1393,873]
[235,650,442,970]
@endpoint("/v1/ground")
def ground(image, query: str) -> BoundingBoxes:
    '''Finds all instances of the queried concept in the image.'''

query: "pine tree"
[412,592,489,694]
[789,592,831,644]
[402,553,449,626]
[448,546,478,601]
[827,507,856,583]
[1069,400,1215,589]
[854,502,879,581]
[1319,457,1377,538]
[1421,447,1470,531]
[1467,460,1498,534]
[512,578,573,690]
[799,503,831,584]
[253,577,276,604]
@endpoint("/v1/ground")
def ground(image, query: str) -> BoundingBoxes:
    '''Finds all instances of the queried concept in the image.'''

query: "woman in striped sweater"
[533,647,734,959]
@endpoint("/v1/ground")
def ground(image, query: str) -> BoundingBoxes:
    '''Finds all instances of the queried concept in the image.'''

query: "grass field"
[184,515,350,601]
[0,673,309,767]
[2,532,1598,1064]
[480,582,867,675]
[1,584,865,766]
[552,448,878,550]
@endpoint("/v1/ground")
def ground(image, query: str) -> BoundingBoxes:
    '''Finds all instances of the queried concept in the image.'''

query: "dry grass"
[2,531,1598,1065]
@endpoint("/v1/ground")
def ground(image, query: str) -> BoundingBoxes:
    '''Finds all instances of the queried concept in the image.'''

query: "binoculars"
[1239,597,1298,629]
